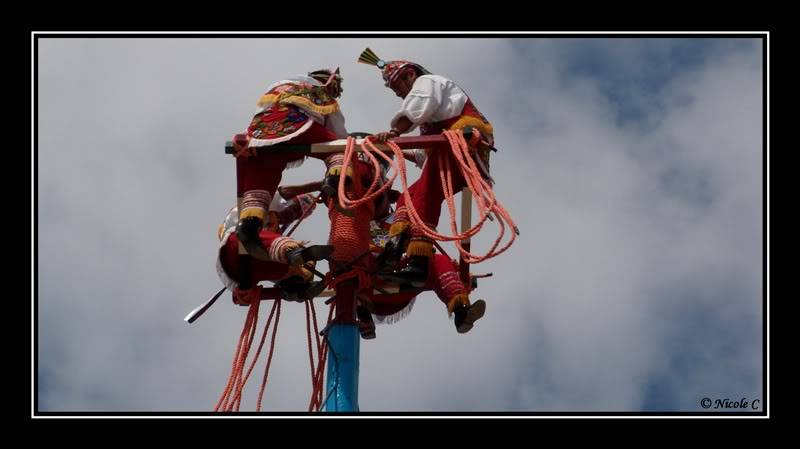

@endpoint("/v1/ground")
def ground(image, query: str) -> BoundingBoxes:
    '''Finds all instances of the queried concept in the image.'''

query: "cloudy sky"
[35,34,765,413]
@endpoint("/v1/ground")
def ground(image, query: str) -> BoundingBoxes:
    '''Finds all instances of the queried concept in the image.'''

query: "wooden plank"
[224,134,454,155]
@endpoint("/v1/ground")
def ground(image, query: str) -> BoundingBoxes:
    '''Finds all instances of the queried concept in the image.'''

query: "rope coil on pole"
[335,131,518,264]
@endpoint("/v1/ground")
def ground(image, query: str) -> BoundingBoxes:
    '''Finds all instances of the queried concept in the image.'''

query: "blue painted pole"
[323,279,360,412]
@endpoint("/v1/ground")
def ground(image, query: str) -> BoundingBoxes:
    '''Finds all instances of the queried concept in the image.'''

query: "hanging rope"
[254,299,281,411]
[308,300,336,411]
[214,296,283,412]
[235,299,281,411]
[214,293,335,412]
[215,296,259,411]
[336,131,518,264]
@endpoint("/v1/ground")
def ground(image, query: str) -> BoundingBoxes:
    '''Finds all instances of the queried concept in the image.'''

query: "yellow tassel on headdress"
[358,48,382,66]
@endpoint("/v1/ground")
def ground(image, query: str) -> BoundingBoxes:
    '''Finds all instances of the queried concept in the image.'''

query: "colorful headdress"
[308,67,343,96]
[357,48,430,87]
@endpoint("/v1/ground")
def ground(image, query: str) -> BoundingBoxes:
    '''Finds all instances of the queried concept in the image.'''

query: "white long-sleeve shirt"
[390,74,468,132]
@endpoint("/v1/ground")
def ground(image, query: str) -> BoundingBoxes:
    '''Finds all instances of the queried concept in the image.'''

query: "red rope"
[337,137,397,210]
[215,299,260,412]
[231,299,280,410]
[329,266,371,291]
[216,294,331,412]
[214,296,284,412]
[304,300,316,394]
[327,179,373,263]
[309,302,335,411]
[335,132,518,264]
[308,300,324,410]
[255,299,282,411]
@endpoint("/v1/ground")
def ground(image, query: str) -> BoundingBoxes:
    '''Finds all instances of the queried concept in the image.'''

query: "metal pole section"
[323,279,360,412]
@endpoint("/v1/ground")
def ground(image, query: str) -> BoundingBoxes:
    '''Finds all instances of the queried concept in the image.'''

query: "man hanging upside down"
[215,195,332,305]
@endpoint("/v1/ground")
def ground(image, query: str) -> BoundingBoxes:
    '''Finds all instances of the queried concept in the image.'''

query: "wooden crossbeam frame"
[224,134,456,155]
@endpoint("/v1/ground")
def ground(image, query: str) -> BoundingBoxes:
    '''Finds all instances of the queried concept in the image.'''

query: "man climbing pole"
[356,48,495,322]
[233,68,348,261]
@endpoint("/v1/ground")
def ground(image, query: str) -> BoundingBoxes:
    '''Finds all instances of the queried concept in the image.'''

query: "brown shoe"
[377,255,429,288]
[454,299,486,334]
[286,245,334,266]
[359,321,376,340]
[357,305,376,340]
[237,216,270,261]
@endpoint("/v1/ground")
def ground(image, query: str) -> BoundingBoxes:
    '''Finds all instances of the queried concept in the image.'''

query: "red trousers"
[219,230,292,284]
[236,121,338,198]
[395,147,468,230]
[363,254,468,317]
